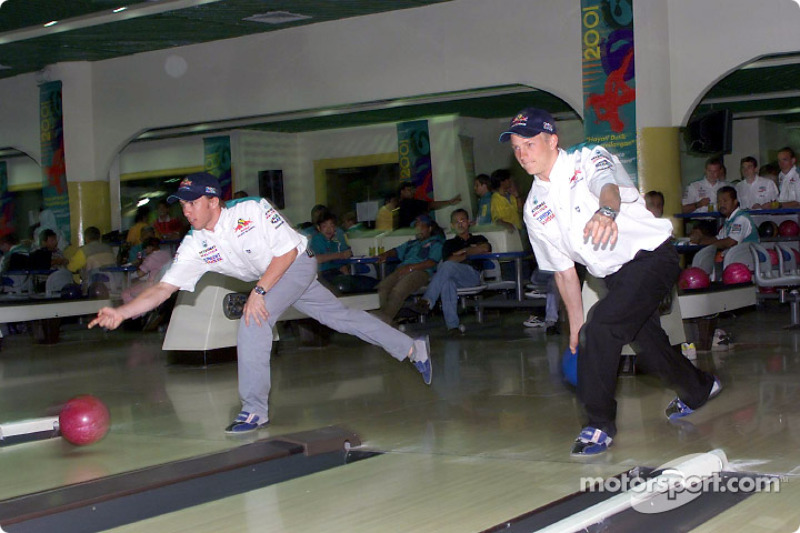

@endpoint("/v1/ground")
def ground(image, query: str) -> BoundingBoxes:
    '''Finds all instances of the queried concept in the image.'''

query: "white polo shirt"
[735,176,778,209]
[523,144,673,278]
[778,167,800,203]
[161,198,306,292]
[682,177,727,213]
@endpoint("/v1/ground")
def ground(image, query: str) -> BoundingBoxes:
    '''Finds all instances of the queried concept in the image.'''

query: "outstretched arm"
[89,281,179,330]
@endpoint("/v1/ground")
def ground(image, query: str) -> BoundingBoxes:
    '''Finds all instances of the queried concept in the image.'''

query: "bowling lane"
[2,305,800,531]
[104,453,626,533]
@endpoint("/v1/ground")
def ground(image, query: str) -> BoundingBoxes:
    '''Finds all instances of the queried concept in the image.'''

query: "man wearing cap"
[375,214,444,323]
[500,108,719,456]
[89,172,433,434]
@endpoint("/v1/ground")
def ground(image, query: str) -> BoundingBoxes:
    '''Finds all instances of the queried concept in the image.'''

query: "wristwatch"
[595,206,618,221]
[253,285,267,295]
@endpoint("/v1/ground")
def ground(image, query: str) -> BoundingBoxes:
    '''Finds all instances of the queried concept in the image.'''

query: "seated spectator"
[29,229,68,269]
[122,237,173,306]
[340,211,365,234]
[375,192,399,231]
[736,156,778,209]
[682,157,726,213]
[0,234,31,273]
[397,182,461,228]
[777,147,800,208]
[309,212,377,294]
[67,226,116,283]
[152,200,185,240]
[410,209,490,335]
[490,169,522,231]
[474,174,493,225]
[644,190,665,218]
[690,186,758,254]
[375,215,444,323]
[128,226,156,265]
[299,204,328,237]
[760,163,780,190]
[126,206,151,247]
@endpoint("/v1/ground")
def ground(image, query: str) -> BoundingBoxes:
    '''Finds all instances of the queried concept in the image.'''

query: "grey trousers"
[237,250,414,421]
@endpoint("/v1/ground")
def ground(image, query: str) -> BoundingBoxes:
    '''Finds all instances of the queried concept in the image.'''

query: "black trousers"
[578,240,715,438]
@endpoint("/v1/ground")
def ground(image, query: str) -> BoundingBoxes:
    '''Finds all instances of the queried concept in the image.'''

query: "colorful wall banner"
[0,161,13,238]
[40,80,71,242]
[397,120,434,201]
[203,136,232,201]
[581,0,638,185]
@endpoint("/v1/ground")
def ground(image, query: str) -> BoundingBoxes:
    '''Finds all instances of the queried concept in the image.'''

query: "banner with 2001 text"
[581,0,638,185]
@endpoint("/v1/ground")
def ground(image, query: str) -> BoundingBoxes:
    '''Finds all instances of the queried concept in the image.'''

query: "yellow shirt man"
[490,192,521,230]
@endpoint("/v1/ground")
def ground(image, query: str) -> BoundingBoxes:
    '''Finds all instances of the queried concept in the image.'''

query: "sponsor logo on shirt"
[199,245,223,264]
[569,170,584,189]
[591,154,612,172]
[234,218,255,237]
[264,208,285,229]
[730,223,742,234]
[531,200,555,225]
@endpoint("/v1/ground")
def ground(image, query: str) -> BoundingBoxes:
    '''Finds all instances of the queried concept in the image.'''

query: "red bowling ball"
[722,263,752,285]
[59,395,111,446]
[678,267,711,290]
[779,220,800,237]
[768,248,779,266]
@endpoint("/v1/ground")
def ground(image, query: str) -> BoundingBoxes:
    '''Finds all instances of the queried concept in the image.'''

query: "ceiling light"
[0,64,10,70]
[113,7,128,13]
[243,11,311,24]
[43,21,58,27]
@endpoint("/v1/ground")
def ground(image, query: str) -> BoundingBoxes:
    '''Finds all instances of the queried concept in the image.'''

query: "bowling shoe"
[411,336,432,385]
[225,411,270,434]
[665,377,722,420]
[570,427,613,456]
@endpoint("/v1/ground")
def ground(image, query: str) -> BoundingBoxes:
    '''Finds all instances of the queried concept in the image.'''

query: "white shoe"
[523,315,547,328]
[525,289,547,299]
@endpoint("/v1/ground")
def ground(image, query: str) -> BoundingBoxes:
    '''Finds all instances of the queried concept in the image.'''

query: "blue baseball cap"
[498,108,557,142]
[167,172,222,203]
[415,214,433,225]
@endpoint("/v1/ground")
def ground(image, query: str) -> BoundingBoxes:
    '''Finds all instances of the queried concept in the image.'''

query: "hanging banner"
[0,161,13,238]
[581,0,638,185]
[40,80,71,242]
[203,136,232,201]
[397,120,434,201]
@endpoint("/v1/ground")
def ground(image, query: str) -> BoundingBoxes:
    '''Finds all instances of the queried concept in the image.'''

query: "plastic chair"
[776,243,800,276]
[750,243,800,288]
[691,244,717,279]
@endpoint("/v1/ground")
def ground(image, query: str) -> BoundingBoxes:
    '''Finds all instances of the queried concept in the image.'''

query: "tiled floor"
[1,302,799,532]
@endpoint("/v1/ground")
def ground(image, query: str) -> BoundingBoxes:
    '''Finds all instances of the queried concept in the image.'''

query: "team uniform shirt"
[161,198,306,292]
[736,176,778,209]
[716,207,758,244]
[490,192,522,229]
[475,193,493,225]
[394,235,444,274]
[523,143,673,279]
[778,167,800,204]
[682,177,727,213]
[309,228,350,272]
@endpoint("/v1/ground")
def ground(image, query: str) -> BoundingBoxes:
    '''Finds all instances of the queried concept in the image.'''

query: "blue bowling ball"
[60,283,82,300]
[562,346,578,386]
